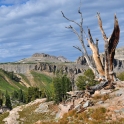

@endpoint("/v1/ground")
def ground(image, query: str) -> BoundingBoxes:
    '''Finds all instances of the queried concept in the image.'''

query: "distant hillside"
[17,53,70,63]
[0,69,27,93]
[0,69,53,95]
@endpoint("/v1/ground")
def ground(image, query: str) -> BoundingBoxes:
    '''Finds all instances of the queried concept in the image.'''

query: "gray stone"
[120,108,124,113]
[96,101,104,105]
[114,110,121,113]
[83,100,90,108]
[74,104,81,111]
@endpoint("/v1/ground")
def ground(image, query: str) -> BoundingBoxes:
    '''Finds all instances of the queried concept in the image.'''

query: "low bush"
[76,69,99,90]
[117,72,124,81]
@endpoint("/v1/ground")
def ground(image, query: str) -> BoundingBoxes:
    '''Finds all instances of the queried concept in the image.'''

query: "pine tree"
[5,90,12,110]
[18,89,23,102]
[53,74,72,103]
[11,90,18,100]
[0,90,3,106]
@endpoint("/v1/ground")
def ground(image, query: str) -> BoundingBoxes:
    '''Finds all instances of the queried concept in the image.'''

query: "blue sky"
[0,0,123,62]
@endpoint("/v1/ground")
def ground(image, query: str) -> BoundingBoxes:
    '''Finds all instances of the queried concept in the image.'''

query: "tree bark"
[87,29,105,77]
[97,13,120,82]
[108,15,120,81]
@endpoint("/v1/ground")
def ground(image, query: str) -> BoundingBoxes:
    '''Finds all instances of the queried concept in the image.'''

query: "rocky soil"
[2,81,124,124]
[3,99,47,124]
[57,81,124,122]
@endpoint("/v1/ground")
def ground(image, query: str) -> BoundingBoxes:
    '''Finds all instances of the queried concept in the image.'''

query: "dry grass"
[0,112,9,124]
[18,102,56,124]
[33,106,124,124]
[93,94,102,100]
[101,94,110,101]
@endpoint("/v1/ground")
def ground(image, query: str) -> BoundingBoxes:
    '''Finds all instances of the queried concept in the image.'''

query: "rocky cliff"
[0,64,36,74]
[34,62,86,74]
[115,47,124,60]
[0,63,87,79]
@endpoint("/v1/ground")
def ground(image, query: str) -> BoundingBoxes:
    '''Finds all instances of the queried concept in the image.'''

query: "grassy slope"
[19,73,31,85]
[31,71,53,93]
[0,69,53,95]
[0,70,27,94]
[0,76,17,93]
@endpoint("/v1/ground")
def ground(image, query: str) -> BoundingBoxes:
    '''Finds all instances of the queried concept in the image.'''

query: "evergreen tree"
[0,90,3,106]
[5,90,12,110]
[18,89,23,102]
[11,90,18,100]
[53,77,62,103]
[22,92,26,103]
[53,74,72,103]
[27,87,41,103]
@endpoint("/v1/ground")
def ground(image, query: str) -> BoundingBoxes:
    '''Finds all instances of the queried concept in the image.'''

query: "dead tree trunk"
[97,13,120,84]
[61,8,120,90]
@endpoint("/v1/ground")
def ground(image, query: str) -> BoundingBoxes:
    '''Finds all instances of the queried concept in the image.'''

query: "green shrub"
[76,69,98,90]
[117,72,124,81]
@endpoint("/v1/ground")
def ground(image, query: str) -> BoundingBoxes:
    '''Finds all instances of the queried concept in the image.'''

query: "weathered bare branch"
[108,14,120,81]
[109,14,120,57]
[96,12,108,42]
[97,12,110,81]
[88,29,94,44]
[61,11,80,27]
[78,7,83,26]
[70,26,81,41]
[87,29,105,77]
[73,46,83,53]
[96,38,99,47]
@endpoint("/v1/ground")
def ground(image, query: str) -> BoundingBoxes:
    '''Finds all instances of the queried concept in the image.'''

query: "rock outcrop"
[0,63,35,73]
[0,63,87,79]
[114,47,124,60]
[35,62,87,75]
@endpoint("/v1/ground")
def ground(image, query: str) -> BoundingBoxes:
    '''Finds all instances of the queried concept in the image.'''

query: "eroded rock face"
[0,64,35,73]
[114,47,124,60]
[34,63,86,76]
[0,63,87,79]
[35,63,57,72]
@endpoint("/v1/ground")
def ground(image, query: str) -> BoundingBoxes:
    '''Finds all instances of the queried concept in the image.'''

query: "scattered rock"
[83,100,90,108]
[74,104,81,111]
[96,101,104,105]
[114,110,121,113]
[100,89,111,95]
[35,101,54,113]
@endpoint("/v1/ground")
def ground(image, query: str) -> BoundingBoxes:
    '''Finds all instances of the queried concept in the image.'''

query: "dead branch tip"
[114,14,117,19]
[97,12,100,15]
[87,44,90,47]
[61,11,64,17]
[96,38,99,41]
